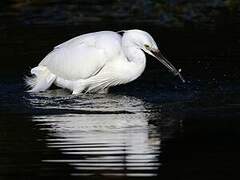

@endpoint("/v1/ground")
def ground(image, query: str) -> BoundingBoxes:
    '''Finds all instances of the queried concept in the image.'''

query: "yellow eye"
[144,44,150,48]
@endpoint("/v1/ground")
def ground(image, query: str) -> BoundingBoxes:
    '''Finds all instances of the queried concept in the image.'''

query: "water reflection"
[29,90,163,177]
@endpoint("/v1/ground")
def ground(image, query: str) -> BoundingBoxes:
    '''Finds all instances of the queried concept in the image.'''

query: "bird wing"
[39,31,122,81]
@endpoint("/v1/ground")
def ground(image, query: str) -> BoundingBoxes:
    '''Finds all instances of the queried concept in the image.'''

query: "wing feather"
[39,31,122,81]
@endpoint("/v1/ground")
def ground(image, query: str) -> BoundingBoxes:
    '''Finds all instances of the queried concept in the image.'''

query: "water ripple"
[30,92,162,177]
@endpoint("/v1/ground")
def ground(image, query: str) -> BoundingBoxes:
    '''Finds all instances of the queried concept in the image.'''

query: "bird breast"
[95,52,146,86]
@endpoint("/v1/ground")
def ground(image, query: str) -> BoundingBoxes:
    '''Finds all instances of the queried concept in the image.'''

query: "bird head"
[124,29,185,83]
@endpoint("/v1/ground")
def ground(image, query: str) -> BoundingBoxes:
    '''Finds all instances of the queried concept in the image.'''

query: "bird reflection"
[30,91,161,177]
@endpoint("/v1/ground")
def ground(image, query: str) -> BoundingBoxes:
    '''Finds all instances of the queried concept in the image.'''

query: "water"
[31,93,160,177]
[1,73,240,179]
[1,4,240,179]
[0,86,174,178]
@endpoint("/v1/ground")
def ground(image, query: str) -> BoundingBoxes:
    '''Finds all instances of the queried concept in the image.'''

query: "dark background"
[0,1,240,180]
[1,0,240,80]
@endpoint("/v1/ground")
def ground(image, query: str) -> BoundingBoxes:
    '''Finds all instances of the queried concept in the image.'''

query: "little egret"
[26,29,185,94]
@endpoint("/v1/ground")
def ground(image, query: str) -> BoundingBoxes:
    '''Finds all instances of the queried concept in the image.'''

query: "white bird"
[26,29,185,94]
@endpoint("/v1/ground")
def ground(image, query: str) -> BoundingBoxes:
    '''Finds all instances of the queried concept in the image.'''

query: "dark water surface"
[1,11,240,179]
[1,80,240,180]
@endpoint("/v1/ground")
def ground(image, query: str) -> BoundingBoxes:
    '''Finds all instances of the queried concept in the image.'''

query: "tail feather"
[25,66,56,92]
[24,74,37,89]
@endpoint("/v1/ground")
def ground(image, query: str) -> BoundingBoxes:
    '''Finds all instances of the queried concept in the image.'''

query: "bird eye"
[144,44,150,48]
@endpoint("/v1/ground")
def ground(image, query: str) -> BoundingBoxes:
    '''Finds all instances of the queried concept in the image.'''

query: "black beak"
[152,50,185,83]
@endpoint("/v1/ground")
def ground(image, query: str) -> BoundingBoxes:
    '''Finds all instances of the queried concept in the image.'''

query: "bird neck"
[123,47,146,64]
[122,33,146,65]
[121,35,146,82]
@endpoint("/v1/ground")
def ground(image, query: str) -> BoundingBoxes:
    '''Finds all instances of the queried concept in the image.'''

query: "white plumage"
[26,29,184,94]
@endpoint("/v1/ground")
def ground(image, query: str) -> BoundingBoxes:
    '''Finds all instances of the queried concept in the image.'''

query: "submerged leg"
[72,82,86,95]
[72,88,84,95]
